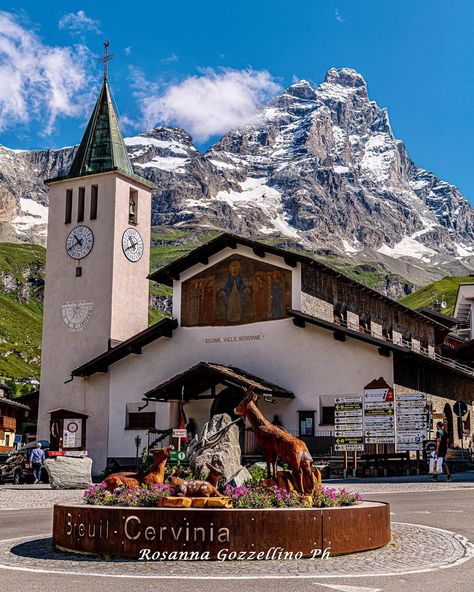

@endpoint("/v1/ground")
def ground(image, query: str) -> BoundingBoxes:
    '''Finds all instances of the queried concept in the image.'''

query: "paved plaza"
[1,474,474,591]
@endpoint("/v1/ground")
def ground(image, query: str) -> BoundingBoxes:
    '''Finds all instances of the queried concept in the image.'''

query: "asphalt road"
[1,485,474,592]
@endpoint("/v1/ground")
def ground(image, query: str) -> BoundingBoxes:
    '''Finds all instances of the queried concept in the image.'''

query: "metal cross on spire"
[99,40,114,81]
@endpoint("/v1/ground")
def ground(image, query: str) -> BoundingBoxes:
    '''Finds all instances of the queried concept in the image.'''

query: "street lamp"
[135,435,142,472]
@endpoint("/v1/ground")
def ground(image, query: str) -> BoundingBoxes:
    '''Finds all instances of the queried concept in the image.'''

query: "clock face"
[122,227,144,262]
[61,300,94,332]
[66,226,94,260]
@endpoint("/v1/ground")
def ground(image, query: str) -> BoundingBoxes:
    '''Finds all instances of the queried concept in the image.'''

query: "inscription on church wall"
[181,255,292,327]
[202,334,264,344]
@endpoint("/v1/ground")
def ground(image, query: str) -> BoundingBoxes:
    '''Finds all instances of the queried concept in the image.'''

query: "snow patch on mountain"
[12,198,48,236]
[377,237,437,262]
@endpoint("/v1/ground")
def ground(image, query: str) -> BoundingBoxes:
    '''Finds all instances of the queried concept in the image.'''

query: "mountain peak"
[324,67,367,89]
[285,79,317,100]
[136,126,194,146]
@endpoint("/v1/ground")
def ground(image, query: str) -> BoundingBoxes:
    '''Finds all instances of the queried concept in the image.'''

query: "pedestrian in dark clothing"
[186,417,197,439]
[431,421,452,481]
[29,443,45,484]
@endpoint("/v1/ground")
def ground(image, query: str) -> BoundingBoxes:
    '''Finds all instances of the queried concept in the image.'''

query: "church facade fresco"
[181,255,292,327]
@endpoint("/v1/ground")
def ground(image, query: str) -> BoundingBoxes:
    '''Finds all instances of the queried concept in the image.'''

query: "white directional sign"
[334,396,364,452]
[395,392,428,451]
[364,383,395,444]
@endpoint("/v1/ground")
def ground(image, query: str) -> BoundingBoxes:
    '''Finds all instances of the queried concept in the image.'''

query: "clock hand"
[125,240,138,251]
[67,236,83,251]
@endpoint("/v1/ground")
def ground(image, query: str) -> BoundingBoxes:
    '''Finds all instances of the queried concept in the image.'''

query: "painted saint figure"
[271,271,285,318]
[253,271,268,319]
[220,261,246,323]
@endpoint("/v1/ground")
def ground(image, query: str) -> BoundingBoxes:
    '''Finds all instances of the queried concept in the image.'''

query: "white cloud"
[58,10,101,35]
[0,11,94,135]
[136,68,281,142]
[124,46,132,56]
[335,8,345,22]
[161,52,178,63]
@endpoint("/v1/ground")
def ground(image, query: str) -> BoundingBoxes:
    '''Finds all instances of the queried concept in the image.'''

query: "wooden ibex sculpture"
[102,445,174,492]
[235,389,314,494]
[206,462,224,488]
[167,475,222,498]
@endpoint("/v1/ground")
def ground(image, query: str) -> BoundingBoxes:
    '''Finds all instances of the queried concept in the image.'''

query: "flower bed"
[83,482,172,507]
[83,482,362,509]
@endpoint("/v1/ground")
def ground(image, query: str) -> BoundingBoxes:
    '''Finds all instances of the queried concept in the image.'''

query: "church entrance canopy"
[142,362,294,403]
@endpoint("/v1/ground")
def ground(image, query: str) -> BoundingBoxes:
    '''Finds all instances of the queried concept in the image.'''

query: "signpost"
[453,400,468,458]
[363,385,395,445]
[334,396,363,477]
[395,393,428,455]
[171,428,188,463]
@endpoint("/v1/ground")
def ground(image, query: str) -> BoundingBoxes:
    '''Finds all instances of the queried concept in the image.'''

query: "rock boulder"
[44,456,93,489]
[187,413,251,484]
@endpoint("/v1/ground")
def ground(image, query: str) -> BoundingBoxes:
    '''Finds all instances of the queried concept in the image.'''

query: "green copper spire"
[47,42,155,189]
[67,79,134,178]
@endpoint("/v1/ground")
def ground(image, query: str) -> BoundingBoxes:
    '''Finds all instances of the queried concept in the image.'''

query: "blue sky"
[1,1,473,203]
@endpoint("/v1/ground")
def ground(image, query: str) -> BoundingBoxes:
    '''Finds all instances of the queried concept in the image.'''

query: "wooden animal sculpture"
[206,462,224,488]
[167,475,222,498]
[102,445,174,492]
[235,389,314,494]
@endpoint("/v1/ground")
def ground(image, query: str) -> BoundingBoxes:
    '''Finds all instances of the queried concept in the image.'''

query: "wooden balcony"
[0,416,16,431]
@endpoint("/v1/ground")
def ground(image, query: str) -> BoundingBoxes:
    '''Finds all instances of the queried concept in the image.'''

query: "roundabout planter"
[53,501,390,559]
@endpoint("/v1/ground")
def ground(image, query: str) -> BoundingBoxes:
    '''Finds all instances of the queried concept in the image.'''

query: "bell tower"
[37,43,155,469]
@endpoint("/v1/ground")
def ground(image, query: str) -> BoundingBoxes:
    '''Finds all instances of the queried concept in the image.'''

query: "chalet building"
[0,388,30,452]
[36,66,474,472]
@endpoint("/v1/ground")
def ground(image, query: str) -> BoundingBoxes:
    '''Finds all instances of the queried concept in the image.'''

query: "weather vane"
[99,40,114,81]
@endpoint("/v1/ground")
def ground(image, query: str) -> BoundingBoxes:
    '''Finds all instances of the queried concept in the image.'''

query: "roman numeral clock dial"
[66,226,94,259]
[122,228,144,262]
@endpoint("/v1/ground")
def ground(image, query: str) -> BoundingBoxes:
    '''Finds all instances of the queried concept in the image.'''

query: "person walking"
[431,421,452,481]
[29,442,45,484]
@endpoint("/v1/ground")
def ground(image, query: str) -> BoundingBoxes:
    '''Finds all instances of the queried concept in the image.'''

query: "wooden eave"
[143,361,295,402]
[71,318,178,378]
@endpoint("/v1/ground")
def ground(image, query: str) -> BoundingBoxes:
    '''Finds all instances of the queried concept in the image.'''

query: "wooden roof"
[143,362,295,402]
[0,397,30,411]
[71,318,178,377]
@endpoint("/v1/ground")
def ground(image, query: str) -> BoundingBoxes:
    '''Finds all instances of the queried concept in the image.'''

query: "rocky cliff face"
[0,145,75,244]
[1,67,473,286]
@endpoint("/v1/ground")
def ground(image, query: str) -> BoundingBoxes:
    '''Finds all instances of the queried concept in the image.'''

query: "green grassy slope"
[399,275,474,315]
[0,243,45,379]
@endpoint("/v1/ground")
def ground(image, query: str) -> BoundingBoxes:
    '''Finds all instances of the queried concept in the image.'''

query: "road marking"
[0,524,472,580]
[314,585,383,591]
[411,511,431,514]
[357,486,474,495]
[441,510,464,513]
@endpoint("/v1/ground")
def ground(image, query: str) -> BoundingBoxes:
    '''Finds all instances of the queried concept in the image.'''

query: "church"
[37,65,474,474]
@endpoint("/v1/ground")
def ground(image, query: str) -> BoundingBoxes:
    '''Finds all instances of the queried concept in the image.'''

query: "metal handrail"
[338,319,474,377]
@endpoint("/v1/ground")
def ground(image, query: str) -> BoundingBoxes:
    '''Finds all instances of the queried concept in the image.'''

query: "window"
[65,189,72,224]
[402,331,412,347]
[75,267,82,277]
[298,411,315,436]
[382,321,393,341]
[333,302,347,325]
[359,311,371,334]
[77,187,85,222]
[320,406,335,426]
[90,185,98,220]
[127,412,155,430]
[129,188,138,224]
